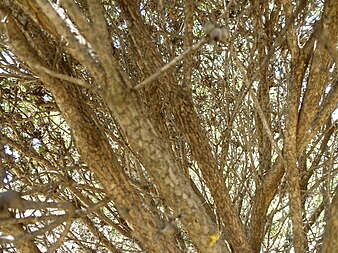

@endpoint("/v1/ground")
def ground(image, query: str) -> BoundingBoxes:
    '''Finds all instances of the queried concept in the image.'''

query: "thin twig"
[0,215,68,244]
[36,65,95,90]
[230,47,287,165]
[47,219,73,253]
[134,38,207,90]
[249,90,286,165]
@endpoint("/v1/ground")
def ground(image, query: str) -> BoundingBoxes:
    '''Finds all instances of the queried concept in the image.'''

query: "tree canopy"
[0,0,337,252]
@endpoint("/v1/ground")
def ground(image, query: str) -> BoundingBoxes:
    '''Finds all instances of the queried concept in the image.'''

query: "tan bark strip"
[121,1,249,252]
[60,0,113,70]
[87,0,111,50]
[101,67,229,253]
[1,8,177,252]
[299,83,338,153]
[170,91,253,253]
[111,7,230,252]
[117,0,176,147]
[24,0,106,84]
[283,53,307,252]
[46,71,177,250]
[183,0,194,90]
[282,6,307,249]
[249,158,284,251]
[253,3,273,208]
[298,0,337,146]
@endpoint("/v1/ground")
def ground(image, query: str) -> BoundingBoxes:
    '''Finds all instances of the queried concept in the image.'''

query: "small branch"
[134,38,206,90]
[33,0,106,84]
[320,185,338,253]
[36,65,95,91]
[249,90,286,165]
[46,218,73,253]
[0,214,68,244]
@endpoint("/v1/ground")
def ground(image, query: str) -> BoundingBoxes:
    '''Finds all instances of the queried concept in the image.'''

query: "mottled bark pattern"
[0,0,337,252]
